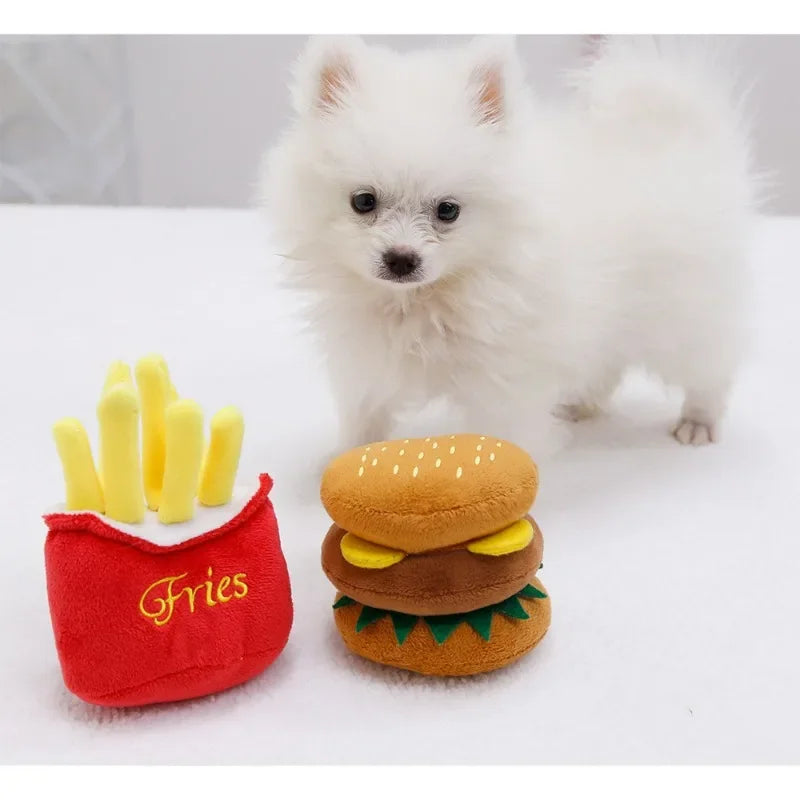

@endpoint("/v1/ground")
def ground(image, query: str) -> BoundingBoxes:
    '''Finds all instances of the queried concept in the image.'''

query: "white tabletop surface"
[1,205,797,765]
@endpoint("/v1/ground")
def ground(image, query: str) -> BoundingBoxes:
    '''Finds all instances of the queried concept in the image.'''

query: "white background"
[124,35,800,212]
[2,35,800,213]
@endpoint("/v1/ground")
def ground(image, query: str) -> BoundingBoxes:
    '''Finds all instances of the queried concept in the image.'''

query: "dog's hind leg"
[554,367,624,422]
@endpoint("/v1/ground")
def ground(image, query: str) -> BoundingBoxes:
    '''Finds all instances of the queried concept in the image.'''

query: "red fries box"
[43,474,293,707]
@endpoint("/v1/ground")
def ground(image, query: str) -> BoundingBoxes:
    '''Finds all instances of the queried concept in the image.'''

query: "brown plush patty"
[332,577,551,677]
[320,434,538,554]
[321,517,543,616]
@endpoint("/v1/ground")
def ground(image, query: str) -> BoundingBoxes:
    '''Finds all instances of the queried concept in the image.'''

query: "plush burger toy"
[321,434,551,676]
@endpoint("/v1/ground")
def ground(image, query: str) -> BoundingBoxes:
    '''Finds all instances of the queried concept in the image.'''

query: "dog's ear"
[291,36,362,116]
[466,36,523,127]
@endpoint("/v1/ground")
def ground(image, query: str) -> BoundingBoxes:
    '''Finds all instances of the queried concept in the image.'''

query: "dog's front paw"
[672,418,717,446]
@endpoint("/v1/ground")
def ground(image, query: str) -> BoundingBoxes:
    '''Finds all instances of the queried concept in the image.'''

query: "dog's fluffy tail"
[567,35,766,211]
[571,35,749,140]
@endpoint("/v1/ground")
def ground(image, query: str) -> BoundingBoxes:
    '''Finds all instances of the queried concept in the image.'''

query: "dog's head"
[266,36,533,290]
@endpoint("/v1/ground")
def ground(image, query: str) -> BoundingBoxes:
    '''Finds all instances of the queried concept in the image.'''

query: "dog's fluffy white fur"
[262,35,758,457]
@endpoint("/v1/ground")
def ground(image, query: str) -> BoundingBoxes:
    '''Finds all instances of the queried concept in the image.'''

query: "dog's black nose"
[382,249,421,278]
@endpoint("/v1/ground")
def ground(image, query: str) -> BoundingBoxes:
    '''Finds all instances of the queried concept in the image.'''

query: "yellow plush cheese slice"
[466,518,534,556]
[340,533,407,569]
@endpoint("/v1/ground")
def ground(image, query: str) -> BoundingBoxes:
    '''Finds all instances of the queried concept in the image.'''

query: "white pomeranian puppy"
[262,35,757,458]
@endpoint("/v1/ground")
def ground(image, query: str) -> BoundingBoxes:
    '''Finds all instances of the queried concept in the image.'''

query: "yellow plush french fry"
[97,384,145,523]
[198,406,244,507]
[153,355,179,404]
[135,355,170,511]
[98,361,133,484]
[103,361,133,394]
[159,399,204,524]
[52,418,105,513]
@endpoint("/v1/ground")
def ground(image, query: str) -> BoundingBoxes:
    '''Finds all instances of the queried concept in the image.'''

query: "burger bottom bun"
[332,577,551,677]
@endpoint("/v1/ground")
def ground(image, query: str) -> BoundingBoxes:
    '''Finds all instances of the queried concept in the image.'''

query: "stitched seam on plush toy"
[44,474,273,553]
[326,479,537,522]
[324,564,537,602]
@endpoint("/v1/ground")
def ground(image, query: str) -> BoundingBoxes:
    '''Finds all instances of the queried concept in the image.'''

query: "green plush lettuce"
[333,584,547,646]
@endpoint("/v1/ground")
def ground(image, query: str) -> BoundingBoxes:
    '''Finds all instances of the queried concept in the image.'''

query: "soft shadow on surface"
[543,401,772,520]
[55,645,297,729]
[274,389,695,519]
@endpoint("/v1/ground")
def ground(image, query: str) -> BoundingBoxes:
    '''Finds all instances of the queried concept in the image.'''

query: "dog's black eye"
[351,192,377,214]
[436,201,460,222]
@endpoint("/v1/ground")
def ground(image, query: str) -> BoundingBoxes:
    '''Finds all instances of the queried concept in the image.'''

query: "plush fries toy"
[45,355,293,707]
[320,435,551,677]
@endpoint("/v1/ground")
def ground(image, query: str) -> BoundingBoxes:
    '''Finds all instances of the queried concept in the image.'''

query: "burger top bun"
[320,434,538,554]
